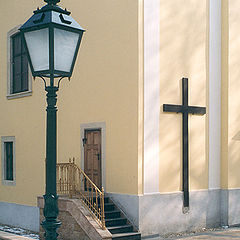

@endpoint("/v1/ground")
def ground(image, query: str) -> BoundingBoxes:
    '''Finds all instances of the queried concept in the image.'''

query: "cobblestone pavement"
[1,224,240,240]
[168,227,240,239]
[0,224,38,239]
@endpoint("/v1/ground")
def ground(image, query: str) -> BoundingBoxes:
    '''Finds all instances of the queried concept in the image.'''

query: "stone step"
[105,210,121,219]
[111,232,141,240]
[107,224,133,234]
[104,202,115,211]
[105,217,127,227]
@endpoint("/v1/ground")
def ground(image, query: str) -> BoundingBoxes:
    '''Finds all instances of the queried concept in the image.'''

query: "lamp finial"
[44,0,60,5]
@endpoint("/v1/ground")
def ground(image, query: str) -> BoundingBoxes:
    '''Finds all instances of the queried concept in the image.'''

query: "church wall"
[2,0,240,236]
[159,0,207,192]
[132,0,229,237]
[220,0,240,192]
[221,0,229,190]
[0,0,141,210]
[57,0,141,196]
[227,0,240,189]
[221,0,240,227]
[115,0,217,237]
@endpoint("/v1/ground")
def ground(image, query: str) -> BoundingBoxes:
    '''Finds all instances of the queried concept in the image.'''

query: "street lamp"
[19,0,85,239]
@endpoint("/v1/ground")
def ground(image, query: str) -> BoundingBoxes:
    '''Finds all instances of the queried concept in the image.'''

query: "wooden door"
[84,129,102,188]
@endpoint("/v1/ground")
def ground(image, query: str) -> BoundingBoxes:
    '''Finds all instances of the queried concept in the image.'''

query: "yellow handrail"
[56,158,106,230]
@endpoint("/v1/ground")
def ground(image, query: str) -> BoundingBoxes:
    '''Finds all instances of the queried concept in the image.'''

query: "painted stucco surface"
[221,0,229,189]
[226,0,240,189]
[0,0,140,206]
[159,0,208,192]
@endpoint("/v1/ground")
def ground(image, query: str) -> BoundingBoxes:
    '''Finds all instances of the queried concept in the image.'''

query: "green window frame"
[1,136,16,185]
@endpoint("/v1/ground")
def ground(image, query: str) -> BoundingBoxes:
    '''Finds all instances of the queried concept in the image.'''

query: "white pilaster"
[209,0,221,189]
[144,0,160,193]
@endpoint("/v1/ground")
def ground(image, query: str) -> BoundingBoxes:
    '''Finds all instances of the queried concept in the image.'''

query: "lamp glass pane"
[54,28,79,72]
[24,28,49,72]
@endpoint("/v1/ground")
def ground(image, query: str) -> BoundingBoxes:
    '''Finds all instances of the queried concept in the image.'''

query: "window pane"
[21,72,28,92]
[22,55,28,73]
[22,39,27,54]
[4,142,13,181]
[13,74,21,93]
[12,34,21,56]
[13,56,21,75]
[11,32,29,94]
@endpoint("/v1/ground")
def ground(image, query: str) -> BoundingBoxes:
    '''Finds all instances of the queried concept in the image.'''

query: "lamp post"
[20,1,85,239]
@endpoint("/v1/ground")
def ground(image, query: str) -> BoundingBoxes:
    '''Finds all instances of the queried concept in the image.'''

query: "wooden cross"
[163,78,206,209]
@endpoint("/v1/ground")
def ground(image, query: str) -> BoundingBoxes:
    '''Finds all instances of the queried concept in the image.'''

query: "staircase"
[57,160,141,239]
[97,196,141,240]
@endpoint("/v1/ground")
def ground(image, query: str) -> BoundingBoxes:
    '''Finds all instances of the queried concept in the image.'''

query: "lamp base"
[41,219,61,240]
[41,194,61,240]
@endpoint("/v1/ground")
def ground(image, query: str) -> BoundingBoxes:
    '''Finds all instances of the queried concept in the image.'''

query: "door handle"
[95,153,100,160]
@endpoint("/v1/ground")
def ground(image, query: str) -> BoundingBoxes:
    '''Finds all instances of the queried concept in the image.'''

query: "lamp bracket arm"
[57,76,66,88]
[33,76,69,88]
[38,76,47,88]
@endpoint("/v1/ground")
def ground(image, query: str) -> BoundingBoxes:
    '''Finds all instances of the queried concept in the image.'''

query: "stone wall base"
[0,202,39,232]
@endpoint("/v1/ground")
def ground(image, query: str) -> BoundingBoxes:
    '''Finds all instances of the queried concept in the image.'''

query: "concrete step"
[104,202,115,211]
[107,224,133,234]
[112,232,141,240]
[105,210,121,219]
[105,217,127,227]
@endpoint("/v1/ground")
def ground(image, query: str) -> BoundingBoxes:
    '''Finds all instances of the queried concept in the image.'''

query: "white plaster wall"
[228,189,240,226]
[0,202,39,232]
[139,190,221,236]
[143,0,160,194]
[208,0,221,189]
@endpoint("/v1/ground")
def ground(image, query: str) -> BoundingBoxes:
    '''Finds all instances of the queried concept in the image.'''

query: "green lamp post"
[19,0,85,239]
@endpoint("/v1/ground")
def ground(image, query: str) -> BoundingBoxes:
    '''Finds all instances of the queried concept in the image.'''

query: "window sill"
[2,180,16,186]
[7,91,32,100]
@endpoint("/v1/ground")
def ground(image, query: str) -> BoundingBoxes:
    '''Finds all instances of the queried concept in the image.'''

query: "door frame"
[80,122,106,191]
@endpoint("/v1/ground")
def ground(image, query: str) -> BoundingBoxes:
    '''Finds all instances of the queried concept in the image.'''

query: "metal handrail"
[56,158,106,229]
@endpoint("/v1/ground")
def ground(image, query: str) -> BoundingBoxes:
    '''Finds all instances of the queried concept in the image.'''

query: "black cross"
[163,78,206,209]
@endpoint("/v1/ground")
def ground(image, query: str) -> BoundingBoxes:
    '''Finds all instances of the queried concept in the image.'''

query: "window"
[7,25,32,99]
[4,142,13,181]
[1,137,16,185]
[11,32,28,93]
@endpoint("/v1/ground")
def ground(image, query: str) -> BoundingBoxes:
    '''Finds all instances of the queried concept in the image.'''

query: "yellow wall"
[226,0,240,189]
[137,0,144,195]
[221,0,240,189]
[221,0,229,189]
[0,0,141,206]
[159,0,208,192]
